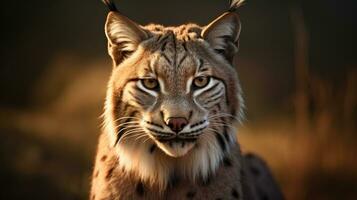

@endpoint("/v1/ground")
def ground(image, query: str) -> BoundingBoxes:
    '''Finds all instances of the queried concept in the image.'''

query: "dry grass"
[239,118,357,200]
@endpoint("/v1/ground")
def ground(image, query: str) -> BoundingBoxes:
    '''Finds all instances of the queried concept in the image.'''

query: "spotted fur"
[91,0,283,200]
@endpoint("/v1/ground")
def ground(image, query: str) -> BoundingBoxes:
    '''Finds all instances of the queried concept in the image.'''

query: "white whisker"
[114,116,142,123]
[117,128,144,143]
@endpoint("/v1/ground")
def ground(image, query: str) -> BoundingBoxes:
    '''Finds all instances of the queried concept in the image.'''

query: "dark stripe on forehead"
[182,42,188,51]
[158,33,173,52]
[161,41,168,51]
[172,33,177,66]
[162,53,172,65]
[159,34,171,43]
[156,34,162,42]
[186,34,192,41]
[178,53,188,68]
[200,67,209,72]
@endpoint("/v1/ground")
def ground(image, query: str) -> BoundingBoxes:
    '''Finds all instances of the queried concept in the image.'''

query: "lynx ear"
[201,12,241,63]
[105,12,149,66]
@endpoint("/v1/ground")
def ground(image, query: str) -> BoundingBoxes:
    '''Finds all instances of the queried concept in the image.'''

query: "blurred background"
[0,0,356,199]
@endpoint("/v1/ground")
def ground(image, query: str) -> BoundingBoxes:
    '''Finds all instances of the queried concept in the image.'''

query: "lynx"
[90,0,283,199]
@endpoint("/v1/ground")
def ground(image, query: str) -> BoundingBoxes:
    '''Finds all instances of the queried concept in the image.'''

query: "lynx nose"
[166,117,188,133]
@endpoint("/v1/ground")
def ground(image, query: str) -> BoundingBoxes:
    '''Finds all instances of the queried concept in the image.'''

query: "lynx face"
[103,11,244,159]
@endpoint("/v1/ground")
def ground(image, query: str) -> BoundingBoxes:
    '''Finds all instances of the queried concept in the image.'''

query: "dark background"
[0,0,356,199]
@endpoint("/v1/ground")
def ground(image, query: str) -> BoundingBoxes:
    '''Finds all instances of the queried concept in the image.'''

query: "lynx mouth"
[155,138,197,157]
[146,132,199,157]
[144,123,208,157]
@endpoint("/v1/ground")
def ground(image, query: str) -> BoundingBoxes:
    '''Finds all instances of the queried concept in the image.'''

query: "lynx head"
[102,0,245,188]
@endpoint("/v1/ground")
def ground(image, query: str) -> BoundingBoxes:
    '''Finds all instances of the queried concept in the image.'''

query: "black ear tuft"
[102,0,118,12]
[229,0,245,12]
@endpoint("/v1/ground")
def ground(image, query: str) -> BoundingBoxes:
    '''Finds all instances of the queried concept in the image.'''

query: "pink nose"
[166,117,188,133]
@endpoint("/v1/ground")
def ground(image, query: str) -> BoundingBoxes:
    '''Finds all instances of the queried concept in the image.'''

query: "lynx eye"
[142,78,159,90]
[193,76,210,88]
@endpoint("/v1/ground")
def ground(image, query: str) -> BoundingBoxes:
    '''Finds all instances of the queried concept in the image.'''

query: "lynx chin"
[90,0,284,199]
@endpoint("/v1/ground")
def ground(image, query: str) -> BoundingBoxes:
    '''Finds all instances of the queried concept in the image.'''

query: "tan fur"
[90,1,283,199]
